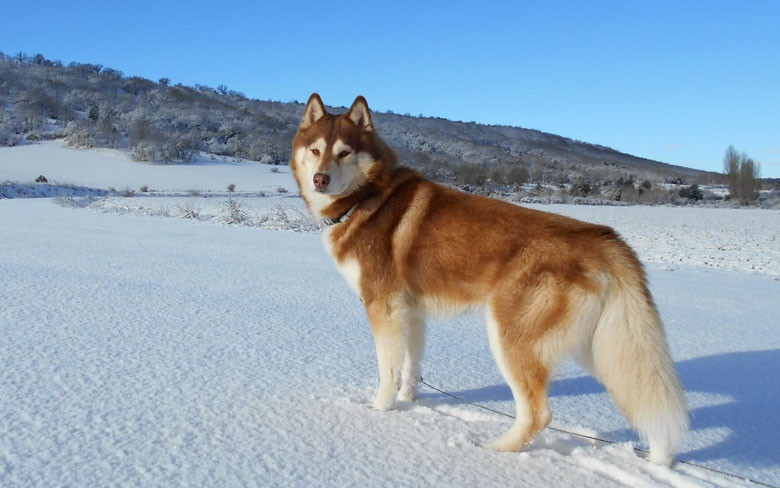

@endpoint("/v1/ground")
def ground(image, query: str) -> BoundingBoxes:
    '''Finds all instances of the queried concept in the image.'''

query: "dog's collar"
[321,204,358,226]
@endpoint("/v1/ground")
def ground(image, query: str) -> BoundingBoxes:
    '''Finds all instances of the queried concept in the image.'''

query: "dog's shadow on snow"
[420,349,780,467]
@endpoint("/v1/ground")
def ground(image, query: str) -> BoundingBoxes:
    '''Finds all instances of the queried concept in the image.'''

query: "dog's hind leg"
[483,303,553,452]
[398,308,426,402]
[366,299,406,410]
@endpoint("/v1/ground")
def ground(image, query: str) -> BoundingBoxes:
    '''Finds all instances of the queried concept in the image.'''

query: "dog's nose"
[313,173,331,191]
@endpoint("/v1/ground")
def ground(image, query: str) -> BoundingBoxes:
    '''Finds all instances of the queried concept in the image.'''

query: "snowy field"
[2,143,780,487]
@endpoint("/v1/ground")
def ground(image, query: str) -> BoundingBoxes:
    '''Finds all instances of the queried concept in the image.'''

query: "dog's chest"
[322,228,362,296]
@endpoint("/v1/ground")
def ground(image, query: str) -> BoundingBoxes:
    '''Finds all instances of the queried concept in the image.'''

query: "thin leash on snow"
[419,377,778,488]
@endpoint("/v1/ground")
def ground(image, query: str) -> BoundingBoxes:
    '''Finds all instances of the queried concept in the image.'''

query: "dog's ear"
[347,95,373,132]
[300,93,326,129]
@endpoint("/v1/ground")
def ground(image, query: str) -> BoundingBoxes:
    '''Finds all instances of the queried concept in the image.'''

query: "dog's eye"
[338,150,351,158]
[311,148,320,156]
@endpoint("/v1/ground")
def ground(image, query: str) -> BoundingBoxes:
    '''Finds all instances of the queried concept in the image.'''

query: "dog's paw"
[397,383,418,403]
[372,386,396,411]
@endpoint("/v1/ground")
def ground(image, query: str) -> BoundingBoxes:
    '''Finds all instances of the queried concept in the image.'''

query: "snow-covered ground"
[0,140,292,193]
[2,143,779,487]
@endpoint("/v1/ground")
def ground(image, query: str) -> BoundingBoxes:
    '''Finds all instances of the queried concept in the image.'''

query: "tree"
[506,165,529,186]
[88,105,99,124]
[101,68,124,79]
[723,146,761,204]
[570,178,592,197]
[679,184,703,201]
[159,77,170,86]
[723,145,740,197]
[738,157,761,204]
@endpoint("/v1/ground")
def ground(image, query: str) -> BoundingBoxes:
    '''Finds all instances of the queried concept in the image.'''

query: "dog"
[290,93,688,466]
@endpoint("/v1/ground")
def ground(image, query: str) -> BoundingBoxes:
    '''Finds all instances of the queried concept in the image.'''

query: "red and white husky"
[291,93,688,465]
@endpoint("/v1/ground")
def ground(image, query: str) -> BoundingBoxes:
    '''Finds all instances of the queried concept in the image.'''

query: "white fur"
[483,307,534,451]
[336,258,362,296]
[294,146,333,217]
[587,285,688,466]
[371,301,407,410]
[398,306,426,402]
[322,227,362,297]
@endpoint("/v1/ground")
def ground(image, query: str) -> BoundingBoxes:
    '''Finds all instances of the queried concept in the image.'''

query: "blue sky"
[2,1,778,176]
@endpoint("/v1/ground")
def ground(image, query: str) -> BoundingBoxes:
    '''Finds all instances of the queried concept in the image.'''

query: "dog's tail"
[589,265,688,466]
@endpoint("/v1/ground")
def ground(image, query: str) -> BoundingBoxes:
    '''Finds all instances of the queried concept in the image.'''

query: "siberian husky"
[290,93,688,465]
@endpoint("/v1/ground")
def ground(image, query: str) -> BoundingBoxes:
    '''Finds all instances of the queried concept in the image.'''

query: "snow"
[1,143,780,487]
[0,140,293,193]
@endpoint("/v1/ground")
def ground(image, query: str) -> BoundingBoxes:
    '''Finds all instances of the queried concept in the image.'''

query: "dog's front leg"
[397,310,425,402]
[366,300,405,410]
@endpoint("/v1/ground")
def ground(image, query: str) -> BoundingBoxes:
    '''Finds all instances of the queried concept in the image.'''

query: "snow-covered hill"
[1,143,779,487]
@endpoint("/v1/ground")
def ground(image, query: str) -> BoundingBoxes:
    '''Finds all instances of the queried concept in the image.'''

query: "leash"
[419,377,777,488]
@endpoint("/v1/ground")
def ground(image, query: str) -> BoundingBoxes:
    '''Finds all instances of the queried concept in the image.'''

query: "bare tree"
[723,145,740,197]
[723,146,761,204]
[738,157,761,204]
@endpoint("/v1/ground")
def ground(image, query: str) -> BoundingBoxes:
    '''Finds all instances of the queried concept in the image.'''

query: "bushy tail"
[589,279,688,466]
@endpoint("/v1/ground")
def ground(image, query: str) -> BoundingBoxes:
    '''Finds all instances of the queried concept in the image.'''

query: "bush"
[679,184,703,201]
[64,121,95,148]
[139,185,149,192]
[179,202,200,219]
[35,175,48,183]
[131,142,157,162]
[569,178,593,197]
[223,198,247,224]
[227,183,235,193]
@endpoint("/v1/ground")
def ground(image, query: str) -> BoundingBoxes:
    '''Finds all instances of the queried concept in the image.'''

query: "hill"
[1,51,721,193]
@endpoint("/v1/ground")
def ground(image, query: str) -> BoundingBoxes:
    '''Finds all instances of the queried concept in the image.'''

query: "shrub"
[179,202,200,219]
[64,121,95,148]
[569,178,593,197]
[227,183,236,193]
[35,175,48,183]
[139,185,149,192]
[679,183,703,201]
[131,142,157,162]
[223,198,247,224]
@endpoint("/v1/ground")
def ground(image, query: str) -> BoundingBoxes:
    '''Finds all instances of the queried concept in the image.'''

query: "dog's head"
[291,93,391,217]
